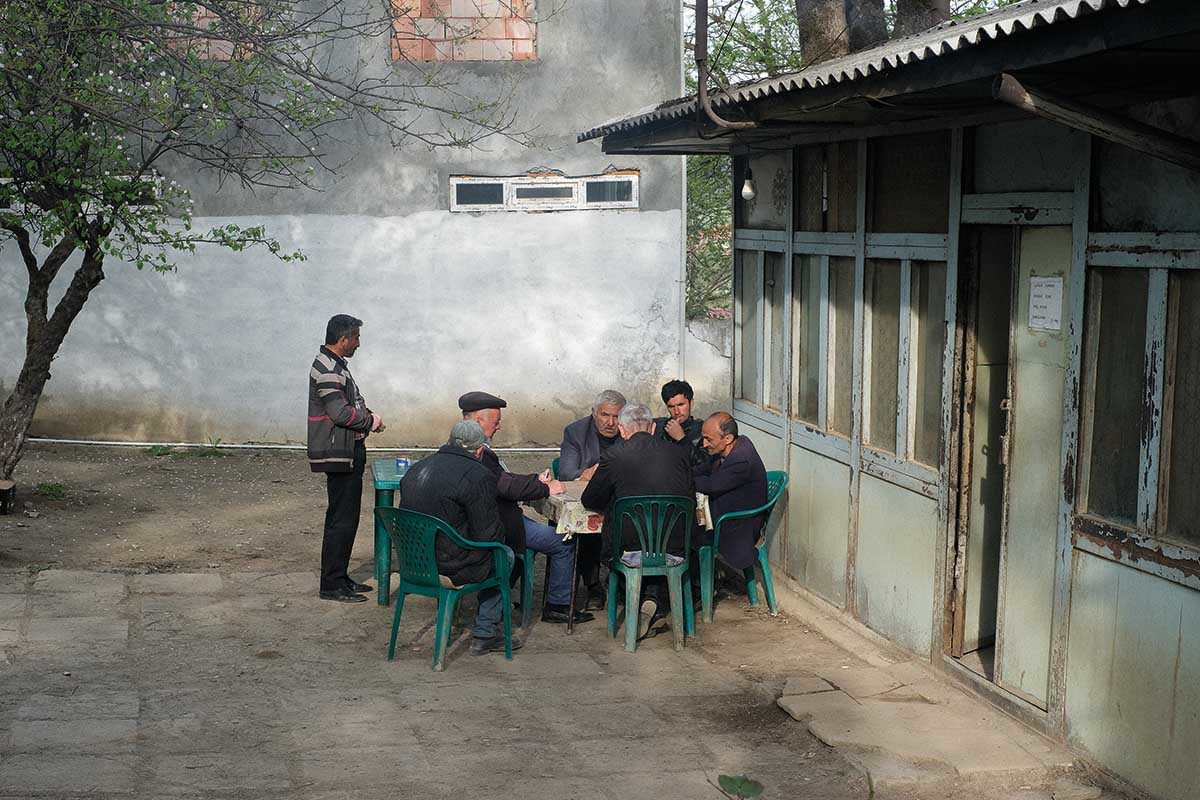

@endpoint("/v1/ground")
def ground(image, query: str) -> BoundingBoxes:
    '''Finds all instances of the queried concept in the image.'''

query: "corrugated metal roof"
[579,0,1154,142]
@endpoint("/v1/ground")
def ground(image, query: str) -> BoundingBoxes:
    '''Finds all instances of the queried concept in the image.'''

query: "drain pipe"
[27,437,559,453]
[695,0,756,131]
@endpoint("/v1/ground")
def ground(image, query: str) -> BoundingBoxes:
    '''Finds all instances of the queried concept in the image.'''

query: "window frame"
[449,173,639,213]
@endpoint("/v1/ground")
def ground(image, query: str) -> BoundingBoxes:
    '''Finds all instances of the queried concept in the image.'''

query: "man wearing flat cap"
[398,420,520,656]
[460,391,593,625]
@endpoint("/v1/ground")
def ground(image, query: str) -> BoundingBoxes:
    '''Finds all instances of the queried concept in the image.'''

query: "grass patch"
[145,445,174,457]
[170,437,226,459]
[33,482,66,500]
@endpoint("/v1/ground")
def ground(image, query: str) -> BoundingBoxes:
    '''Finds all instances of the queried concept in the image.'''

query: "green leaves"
[717,774,764,798]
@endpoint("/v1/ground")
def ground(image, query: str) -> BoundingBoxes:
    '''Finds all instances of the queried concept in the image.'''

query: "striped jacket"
[308,346,374,472]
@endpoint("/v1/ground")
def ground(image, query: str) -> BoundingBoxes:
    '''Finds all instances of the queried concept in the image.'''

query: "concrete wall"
[684,317,732,418]
[0,0,687,447]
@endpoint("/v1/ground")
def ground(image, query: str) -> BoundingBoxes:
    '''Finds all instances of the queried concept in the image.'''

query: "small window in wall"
[1160,272,1200,547]
[1080,268,1148,527]
[794,142,858,233]
[450,172,638,212]
[912,262,947,465]
[764,252,788,412]
[792,255,822,424]
[866,260,902,453]
[736,250,763,405]
[829,257,856,437]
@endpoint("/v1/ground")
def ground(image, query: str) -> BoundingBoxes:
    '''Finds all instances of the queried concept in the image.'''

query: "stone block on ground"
[817,664,902,698]
[131,572,222,594]
[782,672,835,696]
[18,690,139,720]
[9,719,137,752]
[27,616,128,643]
[33,569,125,597]
[0,754,136,794]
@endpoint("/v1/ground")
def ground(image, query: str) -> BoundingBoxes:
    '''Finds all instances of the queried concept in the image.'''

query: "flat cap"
[458,391,507,412]
[448,420,488,451]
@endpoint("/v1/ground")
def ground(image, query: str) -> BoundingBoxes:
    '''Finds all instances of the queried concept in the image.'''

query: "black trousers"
[320,440,366,591]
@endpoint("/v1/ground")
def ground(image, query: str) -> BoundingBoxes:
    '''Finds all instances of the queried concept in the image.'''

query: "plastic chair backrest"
[376,507,448,590]
[611,495,695,568]
[551,457,561,479]
[760,470,789,545]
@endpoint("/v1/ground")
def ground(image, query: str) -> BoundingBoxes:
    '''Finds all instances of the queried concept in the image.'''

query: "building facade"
[583,2,1200,798]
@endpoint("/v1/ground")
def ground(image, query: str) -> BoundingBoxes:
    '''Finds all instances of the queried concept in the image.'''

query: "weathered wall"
[0,0,687,447]
[684,318,732,418]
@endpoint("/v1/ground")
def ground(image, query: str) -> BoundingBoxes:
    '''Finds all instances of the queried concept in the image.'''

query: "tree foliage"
[0,0,531,478]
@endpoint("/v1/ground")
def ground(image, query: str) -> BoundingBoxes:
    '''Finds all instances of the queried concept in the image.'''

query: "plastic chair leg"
[433,591,459,672]
[758,546,778,615]
[699,546,715,623]
[624,570,642,653]
[387,591,406,660]
[500,584,514,660]
[666,573,685,651]
[744,565,760,607]
[521,554,535,629]
[682,578,696,637]
[606,570,620,638]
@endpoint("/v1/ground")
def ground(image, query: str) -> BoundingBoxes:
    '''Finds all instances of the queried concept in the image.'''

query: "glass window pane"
[867,260,901,453]
[513,185,574,200]
[455,182,503,205]
[736,250,761,404]
[765,252,787,412]
[1164,272,1200,547]
[829,257,855,436]
[913,262,947,465]
[585,180,632,203]
[792,255,821,423]
[1082,268,1147,526]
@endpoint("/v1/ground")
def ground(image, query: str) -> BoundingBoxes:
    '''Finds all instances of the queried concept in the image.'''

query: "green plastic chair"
[375,507,515,671]
[516,551,536,628]
[551,457,561,479]
[698,471,789,623]
[605,495,696,652]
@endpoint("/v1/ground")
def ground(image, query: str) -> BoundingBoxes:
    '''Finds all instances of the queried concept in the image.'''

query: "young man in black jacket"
[458,391,593,625]
[398,420,521,656]
[653,379,709,467]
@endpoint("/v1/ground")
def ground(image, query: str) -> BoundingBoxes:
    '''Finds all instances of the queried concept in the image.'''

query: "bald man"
[694,412,768,571]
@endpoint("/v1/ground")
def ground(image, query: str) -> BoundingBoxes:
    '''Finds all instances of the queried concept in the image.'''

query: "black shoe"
[319,587,368,603]
[541,604,595,624]
[584,590,605,611]
[345,579,374,593]
[469,634,523,656]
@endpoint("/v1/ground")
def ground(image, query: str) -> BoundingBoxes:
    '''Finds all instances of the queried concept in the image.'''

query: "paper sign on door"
[1029,276,1063,332]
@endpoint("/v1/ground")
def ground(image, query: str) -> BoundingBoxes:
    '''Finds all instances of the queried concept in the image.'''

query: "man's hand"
[580,463,599,481]
[664,418,685,442]
[370,413,386,433]
[544,479,565,495]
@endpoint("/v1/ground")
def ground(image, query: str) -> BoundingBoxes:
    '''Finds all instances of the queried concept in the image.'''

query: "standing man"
[308,314,385,603]
[459,391,593,625]
[694,412,768,571]
[581,403,694,638]
[559,388,625,609]
[399,420,522,656]
[653,379,708,467]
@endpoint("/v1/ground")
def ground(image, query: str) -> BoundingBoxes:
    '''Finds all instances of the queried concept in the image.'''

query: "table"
[371,458,409,606]
[527,482,712,632]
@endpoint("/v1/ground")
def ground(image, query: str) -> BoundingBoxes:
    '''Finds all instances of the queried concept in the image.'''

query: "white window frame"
[449,172,639,212]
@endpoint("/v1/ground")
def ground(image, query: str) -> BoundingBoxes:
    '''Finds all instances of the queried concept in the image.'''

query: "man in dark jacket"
[307,314,385,603]
[398,420,521,656]
[694,412,768,571]
[653,379,709,468]
[559,388,625,609]
[581,402,695,637]
[459,391,593,625]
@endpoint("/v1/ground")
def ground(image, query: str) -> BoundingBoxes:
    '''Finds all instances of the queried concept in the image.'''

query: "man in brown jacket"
[307,314,385,603]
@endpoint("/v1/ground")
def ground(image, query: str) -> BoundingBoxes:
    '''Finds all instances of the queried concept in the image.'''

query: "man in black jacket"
[653,379,708,468]
[458,391,593,625]
[694,412,769,571]
[581,402,695,638]
[398,420,521,656]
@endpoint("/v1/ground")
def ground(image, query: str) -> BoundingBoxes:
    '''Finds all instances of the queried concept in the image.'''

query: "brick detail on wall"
[391,0,537,62]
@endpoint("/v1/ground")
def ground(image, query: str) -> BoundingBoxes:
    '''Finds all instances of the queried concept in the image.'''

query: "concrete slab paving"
[130,572,223,594]
[9,719,137,752]
[0,754,138,794]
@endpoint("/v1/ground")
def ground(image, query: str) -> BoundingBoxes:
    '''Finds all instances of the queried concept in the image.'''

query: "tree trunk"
[0,240,107,480]
[845,0,887,52]
[795,0,849,64]
[893,0,951,37]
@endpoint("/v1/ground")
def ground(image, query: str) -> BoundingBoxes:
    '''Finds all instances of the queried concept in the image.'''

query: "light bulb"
[741,168,756,201]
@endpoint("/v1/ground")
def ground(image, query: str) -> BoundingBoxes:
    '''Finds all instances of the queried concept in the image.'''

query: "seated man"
[581,403,694,638]
[559,388,625,609]
[694,412,768,573]
[653,379,708,467]
[398,420,521,657]
[458,391,594,625]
